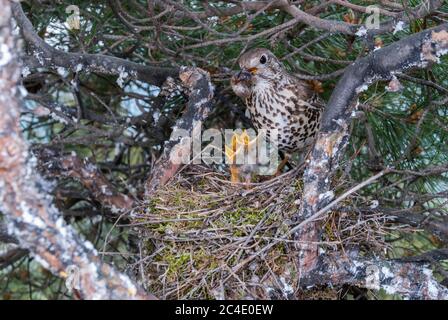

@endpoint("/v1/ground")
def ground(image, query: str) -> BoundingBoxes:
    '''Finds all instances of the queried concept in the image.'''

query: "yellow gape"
[224,130,258,184]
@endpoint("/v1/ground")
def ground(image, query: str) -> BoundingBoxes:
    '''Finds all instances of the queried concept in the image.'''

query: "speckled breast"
[246,89,322,153]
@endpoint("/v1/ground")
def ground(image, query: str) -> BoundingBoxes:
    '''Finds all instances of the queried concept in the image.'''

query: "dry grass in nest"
[128,165,394,299]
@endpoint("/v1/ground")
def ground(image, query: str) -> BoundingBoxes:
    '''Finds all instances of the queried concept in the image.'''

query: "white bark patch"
[55,217,68,237]
[356,84,369,93]
[153,110,161,124]
[423,268,440,298]
[279,276,294,298]
[0,43,12,67]
[18,85,28,98]
[318,190,334,202]
[393,21,405,35]
[31,253,51,270]
[21,66,31,77]
[57,67,68,77]
[100,185,113,196]
[75,63,83,72]
[116,66,129,88]
[20,206,46,229]
[381,266,394,278]
[70,78,78,89]
[50,112,69,124]
[355,26,367,37]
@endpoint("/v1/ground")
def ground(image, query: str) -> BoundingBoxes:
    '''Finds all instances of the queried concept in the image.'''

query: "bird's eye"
[259,55,267,64]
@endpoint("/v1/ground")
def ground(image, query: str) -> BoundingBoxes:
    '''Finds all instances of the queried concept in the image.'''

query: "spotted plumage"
[231,48,324,153]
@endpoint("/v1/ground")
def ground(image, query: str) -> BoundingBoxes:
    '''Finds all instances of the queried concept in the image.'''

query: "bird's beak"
[247,67,258,75]
[234,69,252,83]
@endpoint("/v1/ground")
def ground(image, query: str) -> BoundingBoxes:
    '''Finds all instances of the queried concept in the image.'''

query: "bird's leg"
[275,155,289,176]
[230,165,240,183]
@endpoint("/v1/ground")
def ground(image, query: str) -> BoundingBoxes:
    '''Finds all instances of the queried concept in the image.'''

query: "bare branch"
[36,148,135,212]
[0,246,28,270]
[398,249,448,263]
[281,0,444,36]
[303,253,448,300]
[145,68,215,195]
[12,3,177,87]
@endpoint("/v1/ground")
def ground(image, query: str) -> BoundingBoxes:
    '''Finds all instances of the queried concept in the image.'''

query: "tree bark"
[0,1,154,300]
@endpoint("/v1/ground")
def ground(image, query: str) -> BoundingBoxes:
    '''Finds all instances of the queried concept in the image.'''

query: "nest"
[128,165,395,299]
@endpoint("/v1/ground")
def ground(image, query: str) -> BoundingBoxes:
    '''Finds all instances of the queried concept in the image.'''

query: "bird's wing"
[283,80,325,111]
[307,93,326,111]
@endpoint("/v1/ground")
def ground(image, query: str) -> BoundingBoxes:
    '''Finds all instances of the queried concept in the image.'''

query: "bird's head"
[236,48,283,83]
